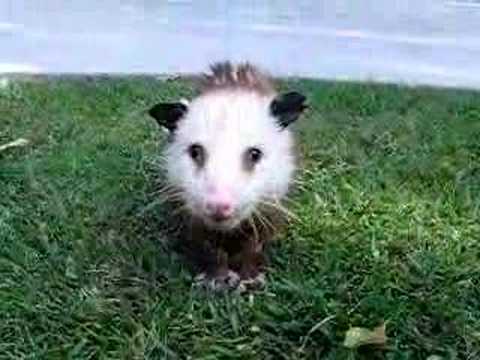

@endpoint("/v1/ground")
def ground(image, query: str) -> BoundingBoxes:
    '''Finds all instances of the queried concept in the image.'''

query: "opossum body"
[149,61,307,292]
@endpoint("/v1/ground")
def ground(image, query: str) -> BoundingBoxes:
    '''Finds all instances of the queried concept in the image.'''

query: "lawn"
[0,75,479,359]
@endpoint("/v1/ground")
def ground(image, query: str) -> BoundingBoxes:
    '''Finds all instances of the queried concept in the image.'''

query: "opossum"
[148,61,307,292]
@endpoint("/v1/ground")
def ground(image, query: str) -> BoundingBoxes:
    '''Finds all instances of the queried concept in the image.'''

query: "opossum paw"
[236,272,266,294]
[193,270,240,292]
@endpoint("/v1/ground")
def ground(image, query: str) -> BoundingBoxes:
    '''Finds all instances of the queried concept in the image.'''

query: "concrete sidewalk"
[1,1,480,88]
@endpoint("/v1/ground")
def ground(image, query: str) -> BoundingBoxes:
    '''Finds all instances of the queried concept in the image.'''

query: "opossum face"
[149,90,306,230]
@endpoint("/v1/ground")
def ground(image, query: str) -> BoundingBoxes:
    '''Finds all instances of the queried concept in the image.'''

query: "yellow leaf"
[343,323,387,349]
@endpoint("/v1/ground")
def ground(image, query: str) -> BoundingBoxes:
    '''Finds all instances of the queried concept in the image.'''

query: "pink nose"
[206,201,234,221]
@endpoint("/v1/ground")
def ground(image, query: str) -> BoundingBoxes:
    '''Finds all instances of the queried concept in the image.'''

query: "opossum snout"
[204,188,235,222]
[206,202,233,222]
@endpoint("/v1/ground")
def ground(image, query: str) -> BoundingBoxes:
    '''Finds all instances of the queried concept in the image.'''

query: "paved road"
[1,1,480,88]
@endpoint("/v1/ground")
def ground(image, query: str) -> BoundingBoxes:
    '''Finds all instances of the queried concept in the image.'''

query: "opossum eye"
[187,143,205,167]
[244,147,263,170]
[248,148,263,163]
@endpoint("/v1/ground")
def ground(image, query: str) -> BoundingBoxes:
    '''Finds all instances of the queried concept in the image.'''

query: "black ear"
[270,91,307,129]
[148,102,188,132]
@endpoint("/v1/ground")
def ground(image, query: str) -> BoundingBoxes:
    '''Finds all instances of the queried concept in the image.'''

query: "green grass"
[1,75,479,359]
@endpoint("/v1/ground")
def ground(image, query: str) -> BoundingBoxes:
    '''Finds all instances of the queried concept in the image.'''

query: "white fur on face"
[165,90,296,229]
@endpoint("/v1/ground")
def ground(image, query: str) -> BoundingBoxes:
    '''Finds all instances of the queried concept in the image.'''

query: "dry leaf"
[343,323,387,349]
[0,138,29,152]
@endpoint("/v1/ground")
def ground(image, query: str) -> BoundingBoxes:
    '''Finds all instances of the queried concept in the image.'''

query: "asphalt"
[1,0,480,88]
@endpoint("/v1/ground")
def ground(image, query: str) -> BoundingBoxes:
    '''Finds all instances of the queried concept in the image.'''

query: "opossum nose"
[206,201,234,221]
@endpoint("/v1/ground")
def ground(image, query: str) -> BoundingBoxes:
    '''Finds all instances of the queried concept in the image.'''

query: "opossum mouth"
[189,201,253,231]
[202,215,241,231]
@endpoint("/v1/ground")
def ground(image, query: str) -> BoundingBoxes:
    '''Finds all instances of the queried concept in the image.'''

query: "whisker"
[159,193,185,204]
[152,187,178,199]
[259,199,299,222]
[278,195,302,210]
[253,208,278,234]
[137,192,184,216]
[150,184,183,199]
[170,203,189,217]
[247,215,260,242]
[291,178,306,187]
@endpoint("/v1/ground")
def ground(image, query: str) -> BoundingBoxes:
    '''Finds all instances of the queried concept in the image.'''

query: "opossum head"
[149,62,306,230]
